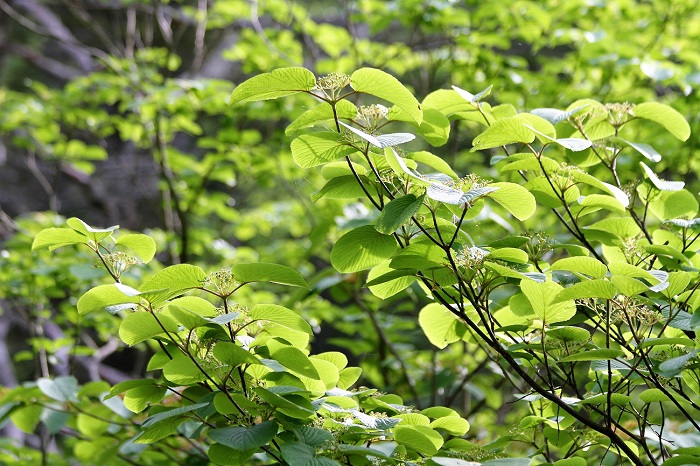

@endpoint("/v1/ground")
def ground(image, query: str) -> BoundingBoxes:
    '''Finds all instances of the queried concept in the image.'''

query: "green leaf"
[281,442,342,466]
[140,264,206,292]
[658,350,699,374]
[231,262,307,288]
[291,132,358,168]
[430,416,470,436]
[419,303,466,349]
[350,68,422,124]
[393,425,443,456]
[66,217,118,241]
[576,194,626,215]
[209,421,278,450]
[649,189,699,220]
[407,151,458,179]
[367,260,417,299]
[37,376,79,403]
[552,458,586,466]
[213,342,260,367]
[559,349,625,362]
[229,67,316,105]
[254,387,315,419]
[115,234,157,263]
[472,114,555,150]
[311,175,369,202]
[579,393,631,406]
[613,137,661,162]
[375,193,425,234]
[546,326,591,342]
[162,357,208,385]
[520,279,576,324]
[77,284,139,315]
[286,100,357,135]
[270,345,320,380]
[292,426,334,448]
[640,162,685,191]
[487,182,536,221]
[549,257,608,279]
[639,388,671,403]
[208,444,256,466]
[633,102,690,141]
[118,311,179,346]
[423,89,477,116]
[553,280,617,302]
[249,304,312,335]
[330,225,399,273]
[32,228,87,251]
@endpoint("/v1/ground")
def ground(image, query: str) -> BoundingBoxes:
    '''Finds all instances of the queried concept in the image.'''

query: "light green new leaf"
[350,68,422,124]
[521,279,576,324]
[633,102,691,141]
[422,89,477,116]
[139,264,206,292]
[330,225,399,273]
[487,182,536,220]
[231,262,308,288]
[209,421,278,450]
[576,194,626,215]
[116,234,156,263]
[229,67,316,105]
[291,132,358,168]
[77,284,139,315]
[393,425,443,456]
[549,256,608,279]
[649,189,699,220]
[558,349,625,362]
[375,193,425,234]
[32,228,87,251]
[472,115,535,150]
[119,311,179,346]
[419,303,466,349]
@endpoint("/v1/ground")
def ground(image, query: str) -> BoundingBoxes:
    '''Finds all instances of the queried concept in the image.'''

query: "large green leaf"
[285,100,357,135]
[418,303,466,349]
[209,421,278,450]
[115,234,157,263]
[633,102,691,141]
[367,260,417,299]
[549,257,608,279]
[213,342,260,367]
[231,262,308,288]
[553,280,617,302]
[375,193,425,234]
[350,68,422,124]
[270,345,320,380]
[229,67,316,105]
[118,311,179,346]
[487,182,536,221]
[66,217,118,242]
[311,175,370,202]
[254,387,315,419]
[291,132,358,168]
[32,227,87,251]
[139,264,206,292]
[37,376,79,403]
[520,280,576,324]
[161,357,208,385]
[640,162,685,191]
[249,304,312,335]
[330,225,399,273]
[77,284,139,315]
[393,425,443,456]
[558,349,625,362]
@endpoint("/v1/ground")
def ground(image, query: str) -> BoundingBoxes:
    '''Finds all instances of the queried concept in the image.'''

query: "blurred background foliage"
[1,0,700,459]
